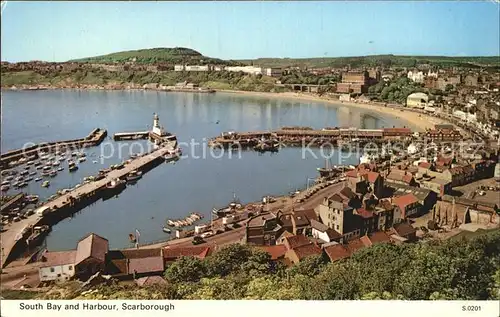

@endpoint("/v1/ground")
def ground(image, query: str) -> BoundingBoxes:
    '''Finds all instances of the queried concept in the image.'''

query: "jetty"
[0,128,107,169]
[208,127,414,150]
[113,114,177,144]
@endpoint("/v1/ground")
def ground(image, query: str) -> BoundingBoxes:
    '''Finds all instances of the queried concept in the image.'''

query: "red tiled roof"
[356,208,374,219]
[163,245,211,260]
[360,231,392,247]
[40,250,77,268]
[294,208,318,222]
[128,256,164,274]
[346,238,366,254]
[366,171,380,184]
[391,222,417,238]
[323,244,351,262]
[291,243,322,261]
[75,233,109,265]
[257,245,287,260]
[393,193,419,211]
[418,162,431,169]
[283,235,311,250]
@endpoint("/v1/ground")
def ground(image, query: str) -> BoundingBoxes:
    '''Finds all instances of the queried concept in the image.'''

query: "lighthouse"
[152,113,166,137]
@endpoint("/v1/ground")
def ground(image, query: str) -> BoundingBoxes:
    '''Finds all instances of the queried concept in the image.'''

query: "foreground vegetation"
[36,229,500,300]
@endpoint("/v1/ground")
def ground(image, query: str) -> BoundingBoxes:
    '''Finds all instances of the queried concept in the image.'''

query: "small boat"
[49,170,57,177]
[78,157,86,162]
[34,161,42,166]
[93,160,98,164]
[25,177,33,182]
[57,167,64,171]
[71,152,79,157]
[1,180,10,186]
[34,177,42,182]
[41,180,50,188]
[42,166,51,171]
[19,157,27,163]
[69,165,78,172]
[1,185,9,191]
[17,182,28,188]
[24,165,31,170]
[126,170,143,183]
[26,161,34,166]
[26,195,39,203]
[29,171,37,176]
[26,225,51,247]
[20,170,29,176]
[41,171,50,177]
[52,161,60,166]
[78,152,86,157]
[36,165,43,170]
[162,227,172,234]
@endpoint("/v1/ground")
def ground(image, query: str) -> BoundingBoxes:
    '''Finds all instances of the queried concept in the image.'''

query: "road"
[1,144,176,268]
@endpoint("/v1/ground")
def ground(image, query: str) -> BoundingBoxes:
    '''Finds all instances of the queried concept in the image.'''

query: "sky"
[1,1,499,62]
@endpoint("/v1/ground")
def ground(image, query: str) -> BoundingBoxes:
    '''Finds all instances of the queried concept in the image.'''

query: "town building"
[277,235,322,264]
[337,71,369,94]
[106,248,164,280]
[39,233,109,283]
[406,92,429,109]
[314,194,362,241]
[393,193,421,219]
[245,212,283,245]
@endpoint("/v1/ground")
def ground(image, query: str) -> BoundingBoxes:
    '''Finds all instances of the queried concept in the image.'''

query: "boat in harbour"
[41,180,50,188]
[102,178,127,200]
[317,159,343,179]
[26,225,51,247]
[57,166,64,171]
[69,163,78,172]
[78,157,87,163]
[49,170,57,177]
[162,226,172,234]
[212,193,242,217]
[34,177,42,182]
[126,170,143,183]
[1,185,9,191]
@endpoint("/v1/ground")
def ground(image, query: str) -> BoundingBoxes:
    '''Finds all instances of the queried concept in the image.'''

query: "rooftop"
[40,250,77,268]
[75,233,109,265]
[323,244,351,262]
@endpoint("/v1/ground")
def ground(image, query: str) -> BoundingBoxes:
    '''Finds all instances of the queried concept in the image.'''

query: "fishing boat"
[25,177,33,182]
[317,159,343,179]
[42,166,51,171]
[34,161,42,166]
[49,170,57,177]
[29,171,37,176]
[1,185,9,192]
[41,171,50,177]
[20,170,29,176]
[71,151,79,157]
[4,176,14,181]
[78,152,86,157]
[26,225,51,247]
[34,177,42,182]
[212,193,242,217]
[1,180,10,186]
[126,170,143,183]
[36,165,43,170]
[57,167,64,171]
[26,161,34,166]
[102,178,127,200]
[24,165,31,170]
[26,195,39,203]
[52,161,60,166]
[41,181,50,188]
[69,164,78,172]
[162,226,172,234]
[78,157,87,163]
[17,182,28,188]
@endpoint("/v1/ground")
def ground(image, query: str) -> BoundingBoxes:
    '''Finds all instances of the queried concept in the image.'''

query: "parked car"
[192,236,205,245]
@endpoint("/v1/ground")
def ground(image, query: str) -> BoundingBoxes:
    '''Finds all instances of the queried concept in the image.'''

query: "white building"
[264,68,283,77]
[174,65,185,71]
[185,65,210,72]
[39,250,77,282]
[407,71,425,83]
[225,66,263,75]
[310,219,341,243]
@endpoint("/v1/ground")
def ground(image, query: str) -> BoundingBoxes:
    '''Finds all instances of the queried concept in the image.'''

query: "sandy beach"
[218,90,447,132]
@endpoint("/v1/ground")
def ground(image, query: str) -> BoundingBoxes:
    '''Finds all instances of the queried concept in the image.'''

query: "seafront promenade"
[0,143,177,268]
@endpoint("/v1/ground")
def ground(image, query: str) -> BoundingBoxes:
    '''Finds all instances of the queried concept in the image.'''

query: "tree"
[287,254,327,277]
[205,244,253,277]
[164,256,207,283]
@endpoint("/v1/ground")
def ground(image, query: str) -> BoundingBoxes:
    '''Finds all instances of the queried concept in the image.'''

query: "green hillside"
[71,47,240,65]
[239,55,500,69]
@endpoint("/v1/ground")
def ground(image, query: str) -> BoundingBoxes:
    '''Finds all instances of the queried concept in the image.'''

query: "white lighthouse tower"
[152,113,167,137]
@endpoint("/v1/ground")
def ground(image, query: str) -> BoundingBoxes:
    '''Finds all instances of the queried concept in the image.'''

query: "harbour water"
[1,90,406,250]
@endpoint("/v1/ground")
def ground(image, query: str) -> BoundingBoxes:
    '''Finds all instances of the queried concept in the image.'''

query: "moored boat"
[126,170,143,183]
[1,185,9,192]
[162,226,172,234]
[26,225,51,247]
[34,177,42,182]
[41,180,50,188]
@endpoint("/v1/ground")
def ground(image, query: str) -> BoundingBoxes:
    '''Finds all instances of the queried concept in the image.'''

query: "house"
[419,176,452,197]
[389,183,437,213]
[38,233,109,283]
[106,248,164,280]
[373,199,396,230]
[323,243,351,263]
[310,219,343,243]
[355,208,377,235]
[315,195,362,241]
[162,245,212,263]
[359,231,392,247]
[386,169,418,187]
[74,233,109,280]
[393,193,421,219]
[389,222,417,242]
[39,250,77,283]
[245,212,283,245]
[256,244,287,262]
[279,235,322,264]
[278,209,316,235]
